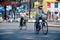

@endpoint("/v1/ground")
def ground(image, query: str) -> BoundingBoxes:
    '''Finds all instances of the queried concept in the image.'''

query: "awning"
[0,2,18,6]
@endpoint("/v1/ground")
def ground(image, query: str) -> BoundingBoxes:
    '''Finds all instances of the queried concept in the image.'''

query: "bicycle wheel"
[42,22,48,35]
[23,20,27,30]
[34,23,40,34]
[19,25,22,30]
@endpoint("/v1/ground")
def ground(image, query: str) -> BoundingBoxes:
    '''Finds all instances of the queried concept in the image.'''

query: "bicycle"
[34,15,48,35]
[19,17,27,30]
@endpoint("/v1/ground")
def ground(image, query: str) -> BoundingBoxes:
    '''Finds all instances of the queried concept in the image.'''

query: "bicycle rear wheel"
[19,25,22,30]
[42,22,48,35]
[23,20,27,30]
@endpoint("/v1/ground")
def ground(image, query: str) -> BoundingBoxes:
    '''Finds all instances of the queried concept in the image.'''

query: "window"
[47,2,51,8]
[55,2,58,8]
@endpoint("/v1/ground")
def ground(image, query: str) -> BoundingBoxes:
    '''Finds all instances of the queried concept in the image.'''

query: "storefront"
[0,5,4,22]
[46,1,60,20]
[0,2,18,20]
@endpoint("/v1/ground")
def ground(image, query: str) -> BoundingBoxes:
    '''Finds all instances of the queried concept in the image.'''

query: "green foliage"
[57,0,60,2]
[57,0,60,1]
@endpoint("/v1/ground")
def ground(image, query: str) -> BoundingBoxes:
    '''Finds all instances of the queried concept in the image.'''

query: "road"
[0,22,60,40]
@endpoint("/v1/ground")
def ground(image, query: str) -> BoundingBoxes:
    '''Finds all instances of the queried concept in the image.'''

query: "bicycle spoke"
[42,22,48,35]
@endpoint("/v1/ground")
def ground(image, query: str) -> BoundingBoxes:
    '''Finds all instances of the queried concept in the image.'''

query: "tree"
[57,0,60,1]
[38,0,43,4]
[57,0,60,2]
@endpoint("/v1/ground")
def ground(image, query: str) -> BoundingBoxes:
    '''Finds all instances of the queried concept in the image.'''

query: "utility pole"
[28,0,31,18]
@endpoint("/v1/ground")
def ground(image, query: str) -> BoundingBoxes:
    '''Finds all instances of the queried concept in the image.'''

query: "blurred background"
[0,0,60,40]
[0,0,60,22]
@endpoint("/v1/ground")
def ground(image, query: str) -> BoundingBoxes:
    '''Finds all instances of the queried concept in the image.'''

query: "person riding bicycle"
[19,9,27,27]
[35,4,45,30]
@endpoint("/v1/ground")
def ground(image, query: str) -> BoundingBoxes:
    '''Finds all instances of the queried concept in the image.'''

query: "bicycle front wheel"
[42,22,48,35]
[34,23,40,34]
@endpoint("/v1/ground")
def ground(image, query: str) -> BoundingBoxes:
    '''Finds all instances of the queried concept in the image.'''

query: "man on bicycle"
[35,4,45,30]
[19,9,27,29]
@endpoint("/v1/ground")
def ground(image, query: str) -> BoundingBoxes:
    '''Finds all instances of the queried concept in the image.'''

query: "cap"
[21,9,24,11]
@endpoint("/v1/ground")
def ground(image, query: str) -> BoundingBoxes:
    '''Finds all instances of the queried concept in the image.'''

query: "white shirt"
[20,12,26,17]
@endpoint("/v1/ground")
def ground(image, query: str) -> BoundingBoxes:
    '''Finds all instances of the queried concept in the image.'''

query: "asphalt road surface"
[0,22,60,40]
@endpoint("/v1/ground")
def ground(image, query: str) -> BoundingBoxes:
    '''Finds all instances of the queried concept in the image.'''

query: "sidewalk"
[1,18,60,27]
[28,19,60,27]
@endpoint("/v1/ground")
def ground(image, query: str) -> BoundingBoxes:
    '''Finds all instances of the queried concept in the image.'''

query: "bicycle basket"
[42,14,47,20]
[24,16,28,21]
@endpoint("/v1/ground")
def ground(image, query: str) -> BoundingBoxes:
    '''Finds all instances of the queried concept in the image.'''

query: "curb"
[28,20,60,27]
[48,26,60,28]
[48,24,60,27]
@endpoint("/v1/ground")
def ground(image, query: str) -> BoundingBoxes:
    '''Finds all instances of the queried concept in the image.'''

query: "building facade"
[43,0,60,20]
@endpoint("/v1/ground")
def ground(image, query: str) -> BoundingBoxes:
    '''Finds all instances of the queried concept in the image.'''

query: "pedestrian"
[47,10,51,21]
[54,12,58,22]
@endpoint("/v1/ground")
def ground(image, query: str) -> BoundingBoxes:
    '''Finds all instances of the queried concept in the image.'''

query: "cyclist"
[35,4,45,31]
[19,9,27,29]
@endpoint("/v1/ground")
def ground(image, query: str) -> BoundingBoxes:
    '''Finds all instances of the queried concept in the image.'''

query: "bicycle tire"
[19,20,27,30]
[23,21,27,30]
[19,25,22,30]
[42,22,48,35]
[34,23,40,34]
